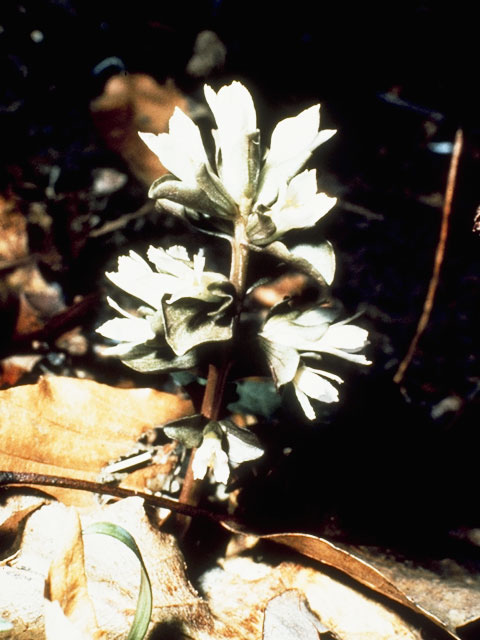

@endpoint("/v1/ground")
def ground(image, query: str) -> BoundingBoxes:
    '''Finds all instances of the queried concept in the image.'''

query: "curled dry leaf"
[221,526,462,640]
[0,498,213,639]
[90,74,188,185]
[44,507,102,639]
[0,376,192,505]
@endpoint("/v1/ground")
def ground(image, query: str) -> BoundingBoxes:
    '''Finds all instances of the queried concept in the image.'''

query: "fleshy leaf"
[246,212,277,245]
[260,241,331,291]
[116,341,199,373]
[219,419,264,466]
[162,298,233,356]
[149,174,233,219]
[163,413,206,448]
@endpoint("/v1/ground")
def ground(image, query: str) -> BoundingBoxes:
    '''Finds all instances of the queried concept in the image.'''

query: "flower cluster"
[97,245,234,373]
[260,300,371,419]
[97,80,372,482]
[139,82,337,246]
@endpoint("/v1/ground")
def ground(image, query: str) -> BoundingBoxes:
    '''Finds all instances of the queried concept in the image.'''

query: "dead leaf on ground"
[44,507,102,639]
[0,498,213,639]
[222,526,462,639]
[0,354,42,388]
[0,376,192,505]
[352,545,480,634]
[200,555,423,640]
[90,74,188,184]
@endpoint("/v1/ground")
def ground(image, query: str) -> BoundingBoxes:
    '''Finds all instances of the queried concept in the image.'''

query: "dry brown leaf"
[90,74,188,185]
[252,273,308,308]
[222,526,461,640]
[0,376,192,505]
[0,498,213,639]
[44,507,102,639]
[352,545,480,634]
[200,555,423,640]
[0,354,42,388]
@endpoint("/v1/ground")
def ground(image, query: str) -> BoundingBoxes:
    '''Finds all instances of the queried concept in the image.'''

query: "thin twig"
[0,470,240,526]
[89,202,155,238]
[393,129,463,385]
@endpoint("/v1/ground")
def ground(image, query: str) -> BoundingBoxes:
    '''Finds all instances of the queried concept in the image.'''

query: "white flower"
[312,322,372,365]
[105,245,227,310]
[293,365,343,420]
[261,305,371,419]
[139,108,209,185]
[192,433,230,484]
[96,296,156,356]
[97,244,233,360]
[204,82,258,204]
[262,310,371,365]
[139,81,336,244]
[265,169,336,242]
[255,104,336,208]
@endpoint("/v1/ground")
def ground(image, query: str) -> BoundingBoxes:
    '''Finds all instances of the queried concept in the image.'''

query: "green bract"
[96,245,234,372]
[139,81,336,245]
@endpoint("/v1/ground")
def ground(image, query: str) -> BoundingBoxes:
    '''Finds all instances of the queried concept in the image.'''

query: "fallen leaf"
[0,498,213,639]
[90,74,188,185]
[262,589,333,639]
[352,545,480,634]
[222,526,461,639]
[200,555,423,640]
[0,376,192,505]
[44,507,101,639]
[252,273,308,308]
[0,354,42,388]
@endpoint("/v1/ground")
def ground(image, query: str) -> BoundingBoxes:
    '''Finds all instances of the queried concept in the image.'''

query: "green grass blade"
[83,522,153,640]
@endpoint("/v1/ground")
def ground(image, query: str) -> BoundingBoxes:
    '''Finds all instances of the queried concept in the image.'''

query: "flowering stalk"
[96,80,371,515]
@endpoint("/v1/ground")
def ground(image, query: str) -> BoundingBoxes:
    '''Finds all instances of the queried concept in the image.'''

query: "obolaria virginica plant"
[97,82,371,490]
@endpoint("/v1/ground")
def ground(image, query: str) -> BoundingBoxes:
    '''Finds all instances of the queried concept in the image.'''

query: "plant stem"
[176,214,251,532]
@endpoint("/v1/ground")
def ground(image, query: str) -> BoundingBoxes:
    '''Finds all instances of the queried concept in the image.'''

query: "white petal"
[212,449,230,484]
[106,250,181,308]
[270,192,337,237]
[268,105,321,167]
[294,366,341,404]
[204,82,257,203]
[290,242,336,285]
[192,445,209,480]
[139,107,208,184]
[147,245,192,279]
[256,103,336,206]
[294,386,317,420]
[261,314,329,351]
[106,296,136,318]
[96,317,155,343]
[324,324,368,350]
[192,437,230,484]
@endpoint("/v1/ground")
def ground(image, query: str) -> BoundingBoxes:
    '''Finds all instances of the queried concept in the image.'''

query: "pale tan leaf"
[0,376,192,505]
[200,556,423,640]
[0,498,213,639]
[221,525,461,640]
[44,507,102,639]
